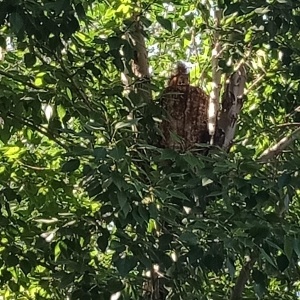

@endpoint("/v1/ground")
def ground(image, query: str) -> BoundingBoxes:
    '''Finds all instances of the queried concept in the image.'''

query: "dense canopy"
[1,0,300,299]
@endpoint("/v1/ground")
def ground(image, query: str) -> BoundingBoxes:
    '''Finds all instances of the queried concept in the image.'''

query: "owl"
[160,62,210,151]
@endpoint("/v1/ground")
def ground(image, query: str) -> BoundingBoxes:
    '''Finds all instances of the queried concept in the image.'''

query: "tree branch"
[7,112,68,150]
[55,54,94,111]
[245,73,265,94]
[208,8,222,144]
[0,69,44,90]
[217,65,247,151]
[230,254,257,300]
[258,127,300,162]
[17,160,49,171]
[121,14,152,135]
[277,122,300,127]
[123,14,152,102]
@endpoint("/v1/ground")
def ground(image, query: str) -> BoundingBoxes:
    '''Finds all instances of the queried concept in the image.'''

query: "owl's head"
[168,61,190,86]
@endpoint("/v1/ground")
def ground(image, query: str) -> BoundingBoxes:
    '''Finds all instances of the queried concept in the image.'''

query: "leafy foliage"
[0,0,300,299]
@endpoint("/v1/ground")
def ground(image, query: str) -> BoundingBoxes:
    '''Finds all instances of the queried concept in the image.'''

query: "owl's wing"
[184,87,210,147]
[160,86,189,150]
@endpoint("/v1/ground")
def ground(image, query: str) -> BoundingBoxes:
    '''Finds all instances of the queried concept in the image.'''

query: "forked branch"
[217,65,247,150]
[122,14,152,102]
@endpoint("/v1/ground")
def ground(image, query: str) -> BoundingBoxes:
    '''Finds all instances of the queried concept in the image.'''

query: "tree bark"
[121,15,152,135]
[122,14,151,102]
[230,255,256,300]
[258,127,300,162]
[217,65,247,150]
[208,9,222,144]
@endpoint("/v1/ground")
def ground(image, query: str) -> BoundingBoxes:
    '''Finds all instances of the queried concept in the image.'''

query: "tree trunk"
[216,65,247,150]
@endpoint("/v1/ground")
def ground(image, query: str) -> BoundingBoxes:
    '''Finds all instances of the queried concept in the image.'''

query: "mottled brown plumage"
[160,63,210,151]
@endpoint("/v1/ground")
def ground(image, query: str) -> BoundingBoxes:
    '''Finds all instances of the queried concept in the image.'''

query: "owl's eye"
[178,76,188,85]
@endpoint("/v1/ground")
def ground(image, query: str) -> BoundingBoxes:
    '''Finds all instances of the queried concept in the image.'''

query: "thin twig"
[277,122,300,127]
[17,160,49,171]
[285,105,300,119]
[7,112,68,150]
[245,73,265,94]
[258,127,300,162]
[0,69,43,90]
[230,254,257,300]
[55,54,94,111]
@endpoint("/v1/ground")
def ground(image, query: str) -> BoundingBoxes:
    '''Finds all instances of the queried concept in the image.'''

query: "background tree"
[0,0,300,299]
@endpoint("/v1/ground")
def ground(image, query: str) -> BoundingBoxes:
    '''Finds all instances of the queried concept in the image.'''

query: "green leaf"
[245,196,257,208]
[0,36,6,48]
[109,145,126,160]
[160,149,178,160]
[3,188,19,202]
[107,279,124,294]
[202,177,214,186]
[159,234,173,251]
[156,16,172,32]
[284,236,293,261]
[71,290,88,299]
[252,269,266,284]
[1,269,12,282]
[112,172,126,190]
[24,53,36,68]
[168,189,189,200]
[75,3,86,20]
[114,118,140,131]
[138,205,149,223]
[254,7,270,14]
[61,159,80,173]
[182,152,204,169]
[6,254,19,267]
[224,3,240,16]
[112,56,124,71]
[147,204,157,221]
[226,258,235,280]
[260,249,276,268]
[8,280,19,292]
[0,126,11,144]
[266,21,277,39]
[278,173,291,189]
[93,147,107,160]
[203,254,223,272]
[208,190,223,197]
[97,229,110,252]
[140,16,152,27]
[110,240,126,252]
[276,254,289,272]
[10,12,24,35]
[115,256,137,277]
[254,282,266,298]
[293,238,300,257]
[117,192,128,210]
[248,226,270,241]
[188,246,204,264]
[107,36,124,50]
[57,105,66,121]
[179,232,198,245]
[66,88,72,100]
[59,272,75,289]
